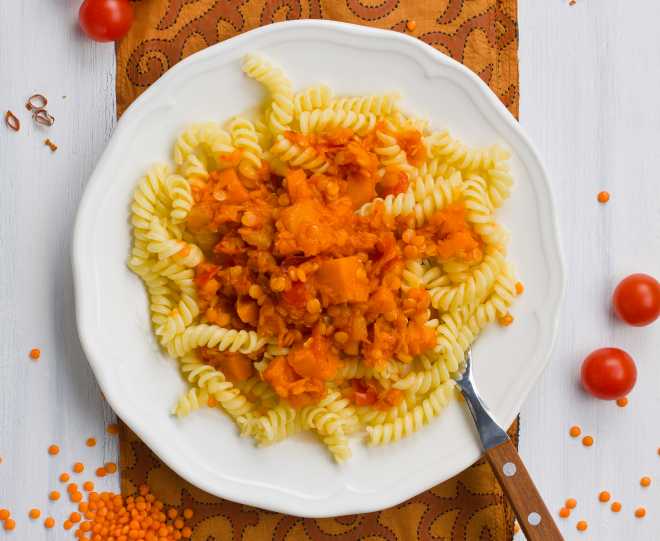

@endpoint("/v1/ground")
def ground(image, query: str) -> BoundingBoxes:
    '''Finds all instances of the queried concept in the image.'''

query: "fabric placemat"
[117,1,520,539]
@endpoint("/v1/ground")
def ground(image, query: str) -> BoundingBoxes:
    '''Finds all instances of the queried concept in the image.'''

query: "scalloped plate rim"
[72,20,565,517]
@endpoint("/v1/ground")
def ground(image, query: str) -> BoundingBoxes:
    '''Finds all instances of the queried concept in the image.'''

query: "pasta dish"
[128,55,518,462]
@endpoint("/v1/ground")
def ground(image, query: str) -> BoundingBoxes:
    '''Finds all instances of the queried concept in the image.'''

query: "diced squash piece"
[286,334,338,381]
[285,169,313,203]
[215,168,248,203]
[345,177,376,209]
[199,349,254,383]
[316,256,369,304]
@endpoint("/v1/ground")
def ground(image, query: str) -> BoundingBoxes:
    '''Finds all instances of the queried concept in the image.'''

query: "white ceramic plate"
[73,20,565,518]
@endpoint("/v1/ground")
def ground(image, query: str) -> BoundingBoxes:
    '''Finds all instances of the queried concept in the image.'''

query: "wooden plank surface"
[0,1,121,534]
[518,1,660,539]
[0,1,658,539]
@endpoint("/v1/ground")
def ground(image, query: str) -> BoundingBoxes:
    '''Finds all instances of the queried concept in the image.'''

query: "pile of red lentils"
[0,418,194,539]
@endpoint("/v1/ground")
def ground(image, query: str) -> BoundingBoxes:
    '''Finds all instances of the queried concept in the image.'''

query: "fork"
[455,348,564,540]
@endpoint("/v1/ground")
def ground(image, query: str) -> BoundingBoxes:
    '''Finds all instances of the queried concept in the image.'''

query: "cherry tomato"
[79,0,134,42]
[612,273,660,326]
[580,348,637,400]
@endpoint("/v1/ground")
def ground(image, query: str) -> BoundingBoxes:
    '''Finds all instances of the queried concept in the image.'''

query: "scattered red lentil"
[104,462,117,474]
[67,483,78,494]
[69,512,81,523]
[3,518,16,531]
[582,435,594,447]
[566,498,577,509]
[73,462,84,474]
[183,508,193,520]
[207,396,219,408]
[499,313,514,326]
[598,491,611,502]
[635,507,646,518]
[576,520,588,531]
[515,281,525,295]
[559,507,570,518]
[640,476,651,487]
[85,437,96,447]
[59,472,70,482]
[95,467,107,477]
[29,508,41,519]
[611,501,622,512]
[569,425,582,438]
[49,490,60,501]
[83,481,94,492]
[406,20,417,32]
[48,444,59,455]
[106,423,120,435]
[597,191,610,203]
[167,508,178,520]
[70,491,83,503]
[0,509,9,520]
[63,519,73,530]
[29,348,41,360]
[44,516,55,529]
[616,397,628,407]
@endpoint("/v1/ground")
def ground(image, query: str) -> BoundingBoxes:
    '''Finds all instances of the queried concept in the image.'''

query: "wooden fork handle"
[486,439,564,540]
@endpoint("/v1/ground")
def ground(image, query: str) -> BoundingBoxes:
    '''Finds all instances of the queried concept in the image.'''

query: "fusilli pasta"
[127,54,520,462]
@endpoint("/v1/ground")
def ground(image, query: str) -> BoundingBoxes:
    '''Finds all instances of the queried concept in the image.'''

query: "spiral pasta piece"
[172,387,209,418]
[411,170,462,226]
[427,249,506,312]
[418,157,456,180]
[462,175,508,246]
[180,357,253,418]
[293,85,333,113]
[242,402,300,445]
[365,381,454,446]
[329,93,399,116]
[425,131,510,173]
[145,217,203,268]
[165,324,266,357]
[270,134,329,173]
[401,260,449,290]
[242,55,294,135]
[165,174,193,224]
[298,108,377,136]
[155,294,200,344]
[393,359,452,395]
[229,116,263,181]
[374,129,416,178]
[131,164,172,232]
[485,163,514,208]
[356,188,416,218]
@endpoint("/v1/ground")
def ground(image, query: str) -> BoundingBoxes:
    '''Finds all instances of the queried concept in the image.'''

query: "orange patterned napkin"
[117,1,520,538]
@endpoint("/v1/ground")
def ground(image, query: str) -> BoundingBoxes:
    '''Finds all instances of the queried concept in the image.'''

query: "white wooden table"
[1,1,658,539]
